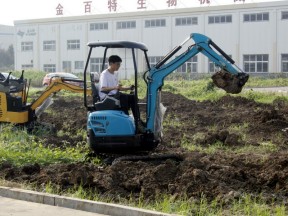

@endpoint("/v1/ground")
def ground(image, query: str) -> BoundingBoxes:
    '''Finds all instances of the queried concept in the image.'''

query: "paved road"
[0,196,108,216]
[244,86,288,93]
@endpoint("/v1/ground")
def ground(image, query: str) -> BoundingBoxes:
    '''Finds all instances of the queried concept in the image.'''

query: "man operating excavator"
[98,55,140,123]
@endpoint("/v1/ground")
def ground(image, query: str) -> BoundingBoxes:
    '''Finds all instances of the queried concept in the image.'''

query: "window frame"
[116,21,136,30]
[243,54,269,73]
[175,17,198,26]
[208,15,232,24]
[90,57,107,73]
[43,64,56,72]
[43,40,56,51]
[62,61,72,72]
[90,22,108,31]
[21,41,33,52]
[75,61,84,70]
[176,56,198,73]
[243,12,269,22]
[281,54,288,72]
[67,40,80,50]
[281,11,288,20]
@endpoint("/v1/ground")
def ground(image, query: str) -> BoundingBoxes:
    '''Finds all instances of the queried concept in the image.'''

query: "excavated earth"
[1,91,288,206]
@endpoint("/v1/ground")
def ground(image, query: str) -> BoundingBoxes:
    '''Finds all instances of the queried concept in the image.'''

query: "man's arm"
[101,84,133,92]
[101,85,119,92]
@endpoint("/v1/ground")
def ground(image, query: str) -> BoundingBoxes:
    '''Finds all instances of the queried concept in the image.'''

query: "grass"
[0,178,286,216]
[0,125,89,166]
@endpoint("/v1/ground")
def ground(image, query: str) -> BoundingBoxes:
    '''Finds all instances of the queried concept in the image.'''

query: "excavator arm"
[146,33,249,133]
[30,78,91,111]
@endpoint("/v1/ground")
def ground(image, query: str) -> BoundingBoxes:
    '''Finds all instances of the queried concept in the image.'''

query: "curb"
[0,186,174,216]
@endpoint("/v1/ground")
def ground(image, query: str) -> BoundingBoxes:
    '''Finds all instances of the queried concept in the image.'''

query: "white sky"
[0,0,284,26]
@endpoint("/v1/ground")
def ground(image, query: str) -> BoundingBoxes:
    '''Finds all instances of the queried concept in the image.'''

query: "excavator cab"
[83,41,155,153]
[0,71,30,124]
[83,33,249,153]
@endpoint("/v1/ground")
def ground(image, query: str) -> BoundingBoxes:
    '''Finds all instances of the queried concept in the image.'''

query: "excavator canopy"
[87,41,148,51]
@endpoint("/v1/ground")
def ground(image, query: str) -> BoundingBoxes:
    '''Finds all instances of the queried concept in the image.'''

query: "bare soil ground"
[1,92,288,205]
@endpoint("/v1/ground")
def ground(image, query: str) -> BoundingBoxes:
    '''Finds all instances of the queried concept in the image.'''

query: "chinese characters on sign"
[199,0,210,5]
[84,1,92,13]
[137,0,147,9]
[167,0,177,7]
[56,4,63,15]
[55,0,246,15]
[108,0,117,12]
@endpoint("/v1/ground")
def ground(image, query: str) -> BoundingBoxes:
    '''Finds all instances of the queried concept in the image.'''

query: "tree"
[0,45,14,70]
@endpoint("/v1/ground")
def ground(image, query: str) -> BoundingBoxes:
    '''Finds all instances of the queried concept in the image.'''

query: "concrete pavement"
[0,186,173,216]
[0,196,107,216]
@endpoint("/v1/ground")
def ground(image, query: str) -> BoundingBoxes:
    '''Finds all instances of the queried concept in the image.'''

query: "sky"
[0,0,284,26]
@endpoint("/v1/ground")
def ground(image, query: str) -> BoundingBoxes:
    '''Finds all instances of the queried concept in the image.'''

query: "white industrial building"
[14,1,288,78]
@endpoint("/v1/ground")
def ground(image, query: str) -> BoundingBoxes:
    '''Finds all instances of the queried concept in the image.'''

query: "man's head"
[108,55,122,64]
[108,55,122,72]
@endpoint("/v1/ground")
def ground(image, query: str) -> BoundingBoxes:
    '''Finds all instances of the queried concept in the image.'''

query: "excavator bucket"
[212,69,249,94]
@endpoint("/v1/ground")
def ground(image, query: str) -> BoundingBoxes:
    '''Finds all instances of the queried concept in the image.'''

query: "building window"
[43,40,56,51]
[148,56,164,68]
[75,61,84,69]
[208,55,232,73]
[43,64,56,72]
[62,61,72,72]
[90,22,108,31]
[67,40,80,50]
[282,11,288,20]
[116,21,136,29]
[175,17,198,26]
[209,60,220,73]
[90,58,107,72]
[21,42,33,51]
[177,56,198,73]
[145,19,166,28]
[208,15,232,24]
[243,12,269,22]
[22,64,33,69]
[243,54,269,72]
[282,54,288,72]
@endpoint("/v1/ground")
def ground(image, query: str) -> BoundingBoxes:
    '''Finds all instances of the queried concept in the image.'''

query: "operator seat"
[91,82,100,104]
[92,84,121,111]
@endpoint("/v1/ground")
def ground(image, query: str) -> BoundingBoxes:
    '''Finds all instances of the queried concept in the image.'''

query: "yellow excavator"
[0,71,91,126]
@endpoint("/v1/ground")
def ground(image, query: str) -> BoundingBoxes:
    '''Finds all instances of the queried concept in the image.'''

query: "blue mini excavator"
[83,33,249,154]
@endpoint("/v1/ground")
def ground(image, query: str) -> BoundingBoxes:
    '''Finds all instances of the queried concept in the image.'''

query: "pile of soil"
[1,92,288,205]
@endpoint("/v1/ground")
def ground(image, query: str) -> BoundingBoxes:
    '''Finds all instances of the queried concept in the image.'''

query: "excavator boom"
[146,33,249,133]
[31,78,91,110]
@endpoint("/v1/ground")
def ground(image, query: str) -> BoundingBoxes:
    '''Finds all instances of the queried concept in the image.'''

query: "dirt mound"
[1,92,288,204]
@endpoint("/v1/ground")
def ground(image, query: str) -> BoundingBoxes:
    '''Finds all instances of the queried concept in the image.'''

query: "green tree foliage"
[0,45,14,70]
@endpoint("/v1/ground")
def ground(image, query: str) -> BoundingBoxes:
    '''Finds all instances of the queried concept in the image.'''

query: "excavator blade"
[211,69,249,94]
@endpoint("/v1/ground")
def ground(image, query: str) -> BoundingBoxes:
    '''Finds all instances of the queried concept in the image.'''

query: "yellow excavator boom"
[0,78,92,125]
[30,78,91,110]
